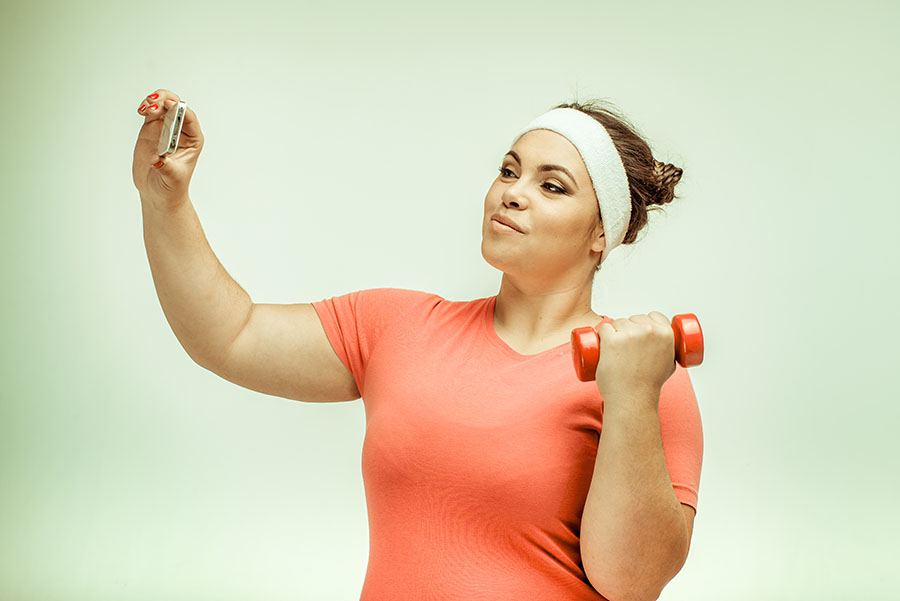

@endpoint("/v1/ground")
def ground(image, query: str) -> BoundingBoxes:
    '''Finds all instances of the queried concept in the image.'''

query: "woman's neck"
[492,274,601,348]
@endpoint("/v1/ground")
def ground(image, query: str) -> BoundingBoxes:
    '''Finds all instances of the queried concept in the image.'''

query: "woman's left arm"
[580,388,694,601]
[579,312,696,601]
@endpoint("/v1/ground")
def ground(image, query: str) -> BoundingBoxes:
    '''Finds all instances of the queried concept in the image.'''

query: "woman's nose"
[501,182,527,208]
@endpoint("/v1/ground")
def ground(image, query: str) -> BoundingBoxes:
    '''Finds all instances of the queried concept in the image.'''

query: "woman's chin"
[480,246,522,274]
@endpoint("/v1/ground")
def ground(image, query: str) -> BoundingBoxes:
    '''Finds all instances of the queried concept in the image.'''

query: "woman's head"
[481,99,683,286]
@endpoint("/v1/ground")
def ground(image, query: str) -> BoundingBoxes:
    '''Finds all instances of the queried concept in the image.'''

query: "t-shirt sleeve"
[310,287,424,398]
[658,363,704,512]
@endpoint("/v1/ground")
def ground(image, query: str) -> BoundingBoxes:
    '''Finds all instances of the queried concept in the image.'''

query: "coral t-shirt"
[311,288,703,600]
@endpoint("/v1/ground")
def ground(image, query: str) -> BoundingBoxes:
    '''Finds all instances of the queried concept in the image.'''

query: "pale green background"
[2,0,898,599]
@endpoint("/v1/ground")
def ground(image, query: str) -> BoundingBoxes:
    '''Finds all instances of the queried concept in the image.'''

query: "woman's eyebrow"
[504,150,579,190]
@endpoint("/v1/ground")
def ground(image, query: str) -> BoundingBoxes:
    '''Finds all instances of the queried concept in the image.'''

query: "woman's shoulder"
[359,287,445,303]
[362,287,495,306]
[365,288,496,322]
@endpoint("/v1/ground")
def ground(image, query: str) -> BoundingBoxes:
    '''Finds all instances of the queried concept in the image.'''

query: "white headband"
[511,107,631,265]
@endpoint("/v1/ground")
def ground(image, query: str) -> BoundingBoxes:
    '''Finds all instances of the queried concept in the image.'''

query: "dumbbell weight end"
[571,313,704,382]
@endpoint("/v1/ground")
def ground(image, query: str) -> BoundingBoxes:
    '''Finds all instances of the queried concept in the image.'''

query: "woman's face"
[481,129,605,283]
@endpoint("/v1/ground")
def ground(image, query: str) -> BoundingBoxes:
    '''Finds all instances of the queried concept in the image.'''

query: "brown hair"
[551,99,684,272]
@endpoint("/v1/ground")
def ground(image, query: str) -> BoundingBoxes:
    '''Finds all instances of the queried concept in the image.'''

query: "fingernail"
[167,98,176,103]
[139,104,147,112]
[148,93,159,100]
[152,160,164,168]
[148,104,159,111]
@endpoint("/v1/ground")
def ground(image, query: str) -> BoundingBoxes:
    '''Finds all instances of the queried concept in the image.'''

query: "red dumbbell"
[570,314,704,382]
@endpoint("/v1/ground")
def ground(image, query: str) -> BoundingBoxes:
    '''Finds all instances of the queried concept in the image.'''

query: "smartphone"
[157,100,187,156]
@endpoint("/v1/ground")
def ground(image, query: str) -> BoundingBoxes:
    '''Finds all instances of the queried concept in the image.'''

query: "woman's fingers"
[137,89,181,120]
[178,103,202,143]
[135,88,202,156]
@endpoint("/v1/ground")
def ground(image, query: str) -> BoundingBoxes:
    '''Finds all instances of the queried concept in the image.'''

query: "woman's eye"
[497,167,566,194]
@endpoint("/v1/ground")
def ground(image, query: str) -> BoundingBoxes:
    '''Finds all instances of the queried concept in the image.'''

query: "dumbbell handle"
[570,313,704,382]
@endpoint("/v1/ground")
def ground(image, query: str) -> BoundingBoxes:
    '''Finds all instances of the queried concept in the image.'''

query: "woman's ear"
[591,230,606,254]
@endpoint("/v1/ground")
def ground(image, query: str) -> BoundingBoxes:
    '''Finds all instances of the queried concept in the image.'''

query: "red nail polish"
[167,98,176,103]
[148,104,159,111]
[149,93,159,100]
[139,104,147,112]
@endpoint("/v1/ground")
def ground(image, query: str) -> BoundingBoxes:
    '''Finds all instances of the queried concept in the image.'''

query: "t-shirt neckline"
[481,295,607,360]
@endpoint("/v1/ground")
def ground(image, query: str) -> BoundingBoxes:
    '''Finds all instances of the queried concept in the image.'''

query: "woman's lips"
[491,219,523,234]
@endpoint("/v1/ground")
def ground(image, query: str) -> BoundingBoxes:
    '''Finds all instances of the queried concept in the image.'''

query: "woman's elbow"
[585,544,689,601]
[588,580,665,601]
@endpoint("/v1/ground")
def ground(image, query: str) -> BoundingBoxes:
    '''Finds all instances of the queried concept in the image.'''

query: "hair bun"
[651,160,683,206]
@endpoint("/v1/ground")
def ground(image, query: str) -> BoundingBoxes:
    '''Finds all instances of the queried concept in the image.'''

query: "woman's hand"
[132,88,204,210]
[594,312,676,408]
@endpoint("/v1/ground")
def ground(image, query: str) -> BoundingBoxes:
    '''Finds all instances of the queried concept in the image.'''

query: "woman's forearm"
[141,196,253,368]
[580,389,689,601]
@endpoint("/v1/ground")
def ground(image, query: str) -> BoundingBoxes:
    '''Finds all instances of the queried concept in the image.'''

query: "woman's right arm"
[140,197,252,370]
[133,89,358,403]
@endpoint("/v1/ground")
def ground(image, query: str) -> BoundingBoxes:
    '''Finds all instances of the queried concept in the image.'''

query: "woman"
[133,90,703,601]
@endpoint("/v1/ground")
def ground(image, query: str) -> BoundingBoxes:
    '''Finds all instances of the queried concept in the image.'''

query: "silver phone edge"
[156,100,187,156]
